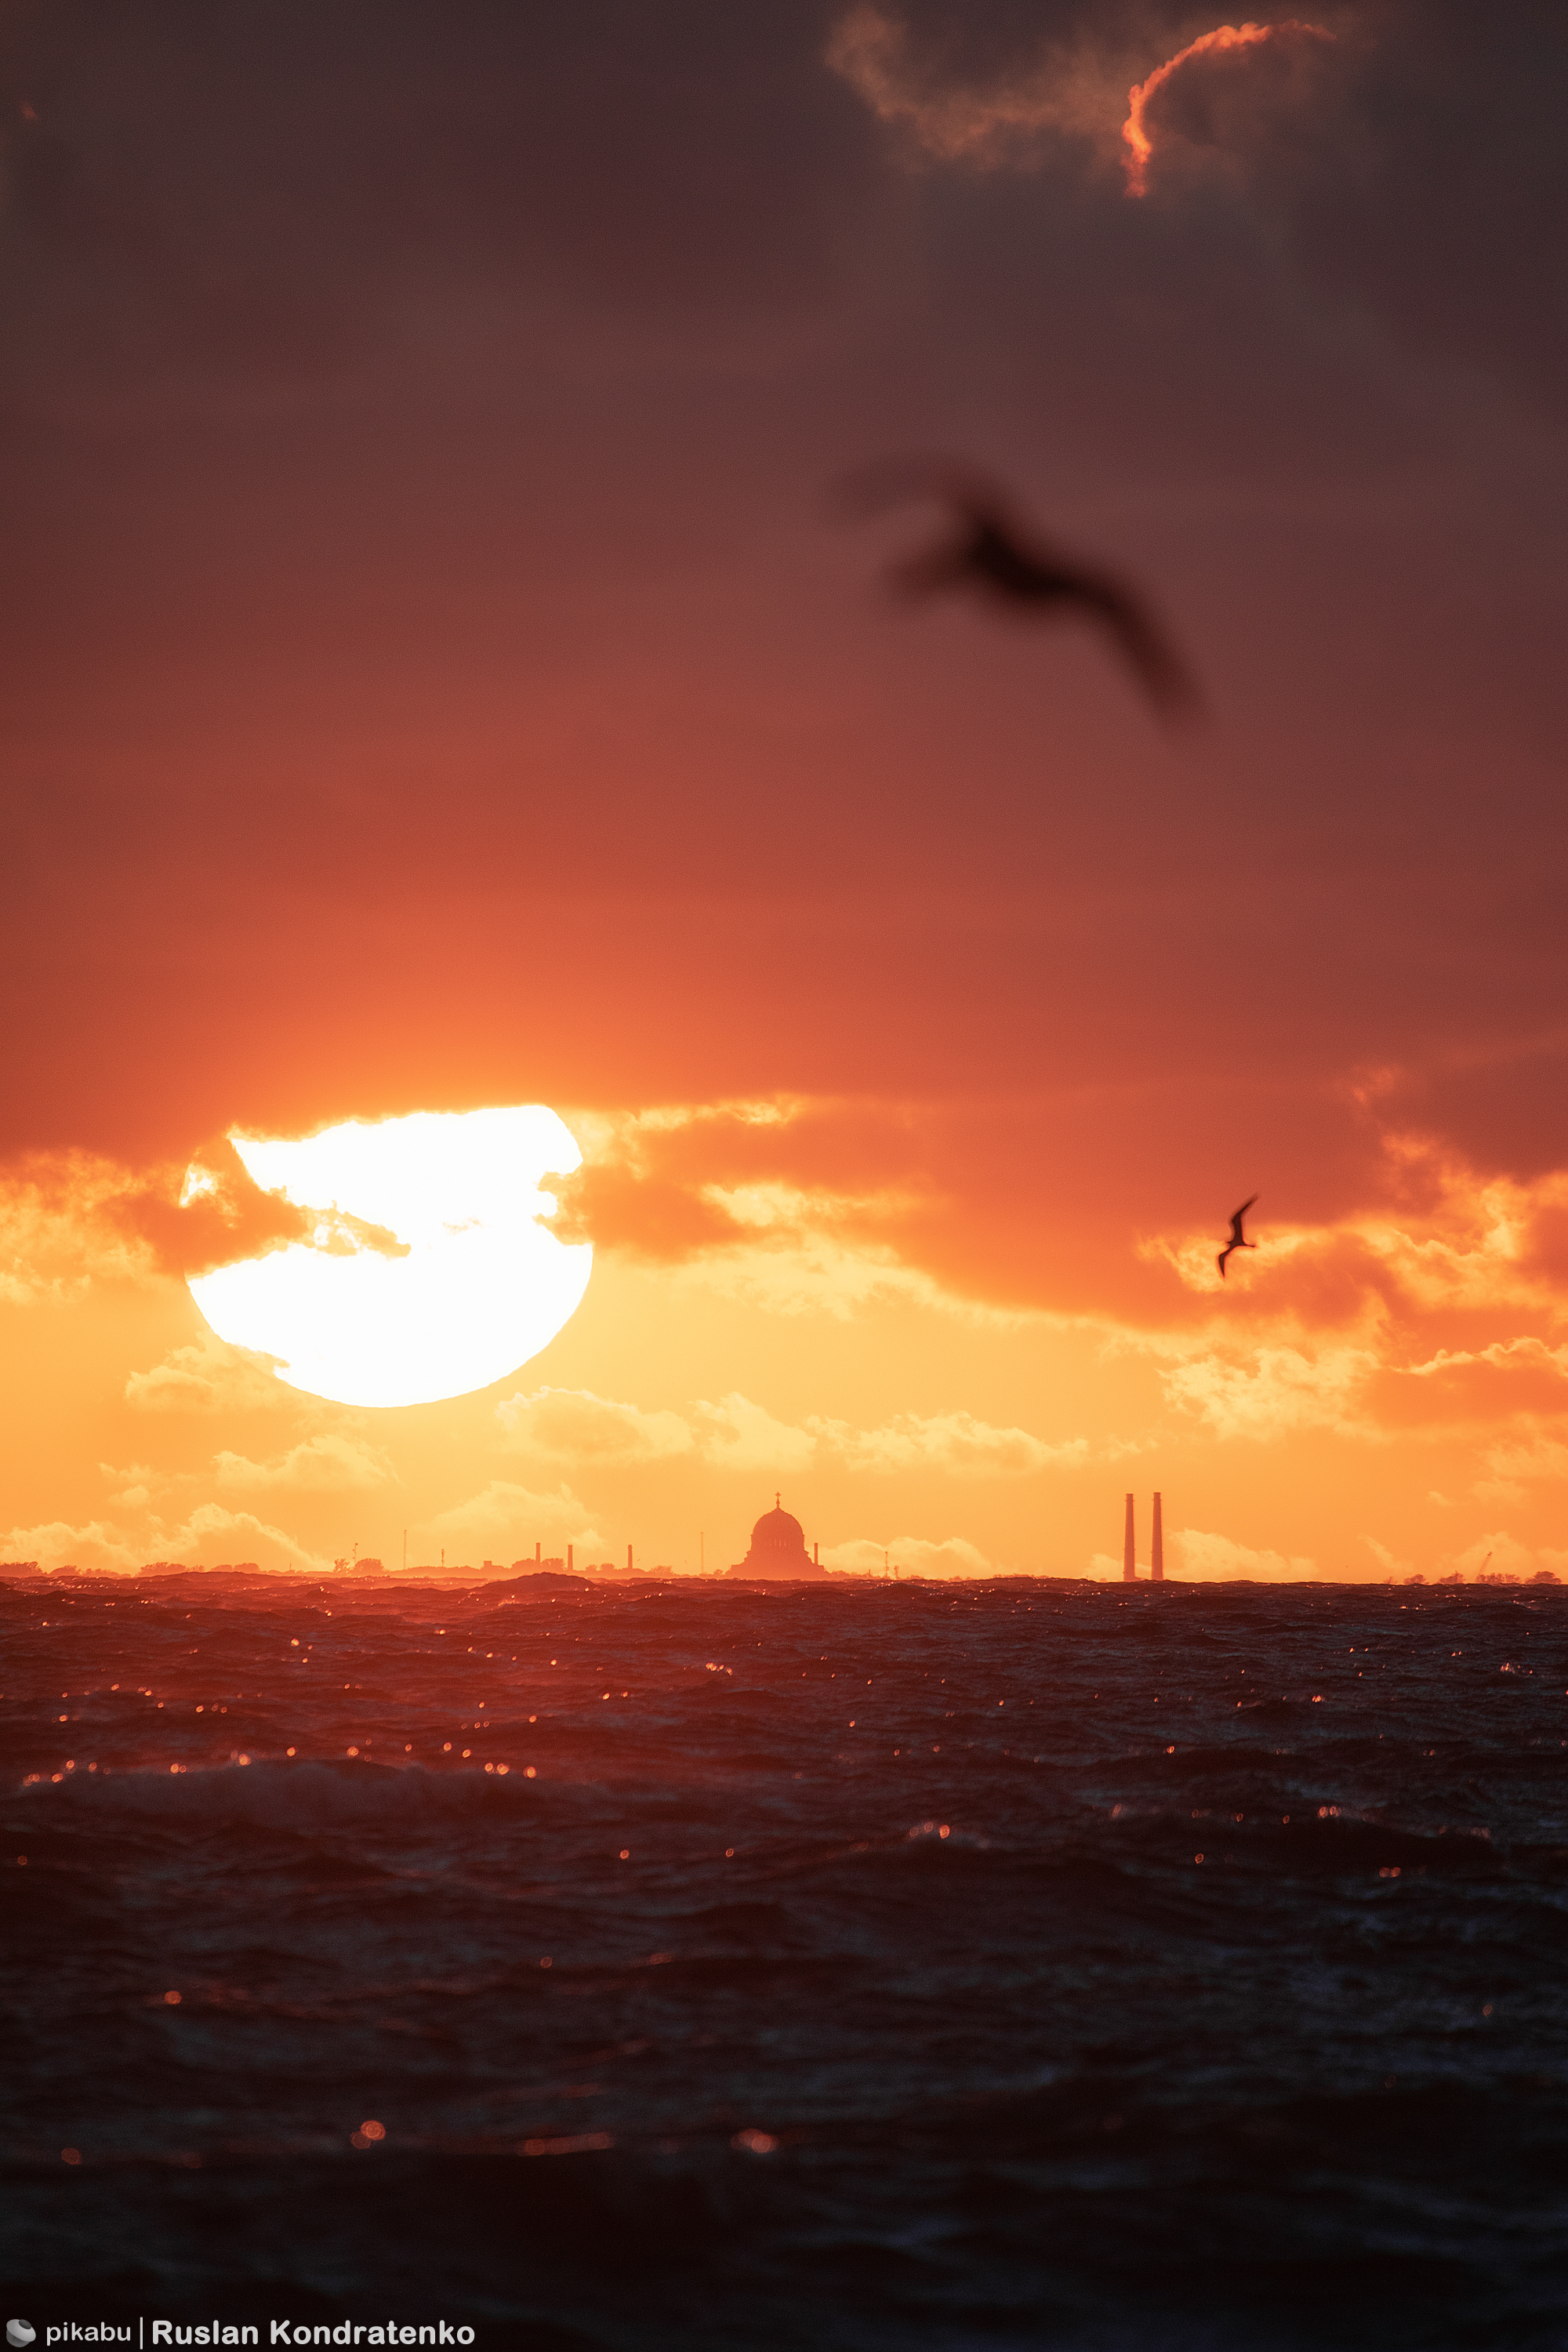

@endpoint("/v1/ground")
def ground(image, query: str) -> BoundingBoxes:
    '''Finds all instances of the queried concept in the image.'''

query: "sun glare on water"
[187,1105,592,1408]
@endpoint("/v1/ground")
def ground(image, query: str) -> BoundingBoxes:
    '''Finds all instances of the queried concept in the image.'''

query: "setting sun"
[186,1106,592,1408]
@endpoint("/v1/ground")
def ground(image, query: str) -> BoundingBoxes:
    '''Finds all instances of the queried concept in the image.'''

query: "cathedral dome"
[730,1494,825,1578]
[750,1504,805,1554]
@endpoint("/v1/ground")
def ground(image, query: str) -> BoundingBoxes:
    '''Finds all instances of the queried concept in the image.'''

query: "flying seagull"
[1217,1195,1258,1280]
[838,458,1203,722]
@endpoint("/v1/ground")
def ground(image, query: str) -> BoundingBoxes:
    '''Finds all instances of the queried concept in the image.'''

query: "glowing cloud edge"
[1122,19,1333,198]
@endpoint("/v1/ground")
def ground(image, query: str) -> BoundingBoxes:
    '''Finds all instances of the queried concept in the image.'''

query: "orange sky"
[3,2,1567,1581]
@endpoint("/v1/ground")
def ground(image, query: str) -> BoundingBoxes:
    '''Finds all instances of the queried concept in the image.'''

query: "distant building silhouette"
[1122,1494,1167,1581]
[730,1495,826,1579]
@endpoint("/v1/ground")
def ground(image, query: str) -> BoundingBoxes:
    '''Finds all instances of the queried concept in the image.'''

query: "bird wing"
[1071,571,1203,720]
[1229,1193,1259,1241]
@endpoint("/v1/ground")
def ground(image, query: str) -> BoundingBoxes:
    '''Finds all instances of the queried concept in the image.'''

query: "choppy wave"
[4,1573,1566,2348]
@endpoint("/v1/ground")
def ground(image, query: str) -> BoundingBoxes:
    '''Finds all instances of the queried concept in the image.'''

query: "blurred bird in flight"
[840,459,1203,723]
[1217,1195,1258,1279]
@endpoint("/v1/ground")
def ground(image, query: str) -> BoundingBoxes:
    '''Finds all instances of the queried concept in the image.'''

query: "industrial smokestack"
[567,1543,573,1573]
[1152,1492,1163,1582]
[1123,1494,1136,1582]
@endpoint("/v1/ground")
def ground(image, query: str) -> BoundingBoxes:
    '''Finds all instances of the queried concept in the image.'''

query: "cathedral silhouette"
[729,1494,825,1578]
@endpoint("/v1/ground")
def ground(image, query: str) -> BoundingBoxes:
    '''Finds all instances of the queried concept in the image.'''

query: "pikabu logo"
[9,2326,38,2348]
[34,2336,130,2346]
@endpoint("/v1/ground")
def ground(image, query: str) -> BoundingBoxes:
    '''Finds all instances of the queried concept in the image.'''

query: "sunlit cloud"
[823,1534,993,1578]
[496,1384,1084,1480]
[824,2,1112,165]
[212,1434,397,1493]
[550,1100,809,1261]
[0,1501,331,1574]
[695,1394,818,1475]
[826,6,1336,194]
[1404,1337,1568,1383]
[1366,1534,1568,1584]
[811,1409,1083,1476]
[670,1236,1033,1327]
[1122,21,1333,199]
[175,1501,332,1573]
[494,1385,814,1472]
[1446,1530,1568,1581]
[1362,1533,1413,1577]
[1170,1527,1319,1580]
[125,1337,293,1414]
[0,1517,145,1573]
[1160,1337,1381,1439]
[1477,1432,1568,1483]
[418,1480,603,1560]
[551,1094,1036,1327]
[554,1100,931,1258]
[0,1141,318,1308]
[0,1152,162,1302]
[1087,1529,1318,1581]
[1139,1151,1548,1311]
[1141,1139,1568,1425]
[497,1385,696,1466]
[1471,1431,1568,1506]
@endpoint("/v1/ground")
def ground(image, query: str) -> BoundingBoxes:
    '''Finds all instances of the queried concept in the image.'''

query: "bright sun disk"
[187,1104,591,1408]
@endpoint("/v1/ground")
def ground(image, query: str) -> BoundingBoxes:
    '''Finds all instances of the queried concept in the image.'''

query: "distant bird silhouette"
[838,458,1203,722]
[1217,1195,1258,1280]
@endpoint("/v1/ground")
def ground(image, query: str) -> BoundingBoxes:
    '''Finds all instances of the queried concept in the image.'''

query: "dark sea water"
[4,1570,1567,2351]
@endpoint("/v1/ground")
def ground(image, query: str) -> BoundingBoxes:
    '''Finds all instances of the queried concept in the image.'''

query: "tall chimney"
[1123,1494,1136,1582]
[1151,1492,1163,1582]
[567,1543,573,1573]
[627,1541,633,1574]
[535,1540,540,1563]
